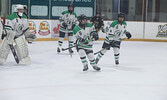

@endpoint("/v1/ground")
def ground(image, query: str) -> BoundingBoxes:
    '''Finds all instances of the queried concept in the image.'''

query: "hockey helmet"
[15,4,24,16]
[118,12,125,18]
[68,4,74,8]
[78,14,87,27]
[78,14,87,23]
[68,4,74,13]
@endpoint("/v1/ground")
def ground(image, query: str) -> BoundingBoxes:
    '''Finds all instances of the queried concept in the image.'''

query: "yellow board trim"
[35,38,167,42]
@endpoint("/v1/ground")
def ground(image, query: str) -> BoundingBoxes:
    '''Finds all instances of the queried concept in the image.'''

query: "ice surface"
[0,41,167,100]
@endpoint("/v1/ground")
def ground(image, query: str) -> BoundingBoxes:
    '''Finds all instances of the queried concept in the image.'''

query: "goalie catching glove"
[24,30,37,43]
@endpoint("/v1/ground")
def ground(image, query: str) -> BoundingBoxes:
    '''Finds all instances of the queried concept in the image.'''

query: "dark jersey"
[90,16,104,32]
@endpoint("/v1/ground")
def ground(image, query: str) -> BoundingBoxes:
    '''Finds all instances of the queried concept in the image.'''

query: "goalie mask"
[68,4,74,14]
[78,14,87,28]
[15,4,24,17]
[118,12,125,24]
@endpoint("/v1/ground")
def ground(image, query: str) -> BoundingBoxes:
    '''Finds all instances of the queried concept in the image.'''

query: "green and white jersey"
[105,20,127,44]
[5,12,29,37]
[73,23,96,49]
[59,10,77,33]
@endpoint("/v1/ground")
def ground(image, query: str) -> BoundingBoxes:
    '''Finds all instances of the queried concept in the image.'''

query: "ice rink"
[0,41,167,100]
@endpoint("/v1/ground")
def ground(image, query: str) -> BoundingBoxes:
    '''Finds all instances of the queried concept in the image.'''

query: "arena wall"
[28,19,167,42]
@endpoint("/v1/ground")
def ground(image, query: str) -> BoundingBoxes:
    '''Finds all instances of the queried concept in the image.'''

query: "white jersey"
[5,12,29,37]
[59,10,77,32]
[104,20,127,44]
[73,23,96,49]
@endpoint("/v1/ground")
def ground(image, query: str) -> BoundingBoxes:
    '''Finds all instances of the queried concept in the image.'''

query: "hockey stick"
[62,45,76,51]
[1,21,20,63]
[94,48,106,55]
[62,38,94,51]
[94,38,126,55]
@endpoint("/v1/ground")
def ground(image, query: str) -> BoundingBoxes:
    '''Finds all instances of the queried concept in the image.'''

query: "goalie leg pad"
[15,36,31,64]
[6,30,16,44]
[0,38,10,64]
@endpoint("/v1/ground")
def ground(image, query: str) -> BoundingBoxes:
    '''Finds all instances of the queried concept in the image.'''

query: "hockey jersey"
[73,23,96,49]
[105,20,127,44]
[5,12,29,37]
[59,10,77,33]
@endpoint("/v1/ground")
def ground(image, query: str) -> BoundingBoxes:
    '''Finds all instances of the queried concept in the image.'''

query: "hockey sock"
[68,36,73,47]
[87,52,96,66]
[97,49,107,60]
[80,56,88,66]
[114,53,120,61]
[78,49,88,66]
[58,37,64,48]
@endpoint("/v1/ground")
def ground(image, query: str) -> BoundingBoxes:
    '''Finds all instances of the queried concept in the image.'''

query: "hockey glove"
[110,40,121,48]
[25,33,37,43]
[125,31,132,39]
[1,31,7,40]
[72,24,76,30]
[80,38,89,44]
[62,22,67,28]
[102,28,106,33]
[93,33,99,41]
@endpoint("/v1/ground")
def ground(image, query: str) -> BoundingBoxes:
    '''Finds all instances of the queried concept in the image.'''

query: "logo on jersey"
[157,24,167,38]
[38,21,50,36]
[29,21,36,34]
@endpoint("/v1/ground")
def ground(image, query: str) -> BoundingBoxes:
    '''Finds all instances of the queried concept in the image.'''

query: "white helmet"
[15,4,24,16]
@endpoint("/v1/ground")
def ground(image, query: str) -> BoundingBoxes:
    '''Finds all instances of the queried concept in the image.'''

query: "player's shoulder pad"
[110,20,119,28]
[122,21,127,26]
[22,14,28,19]
[72,12,77,17]
[7,12,18,20]
[73,25,81,35]
[86,22,93,27]
[61,10,68,15]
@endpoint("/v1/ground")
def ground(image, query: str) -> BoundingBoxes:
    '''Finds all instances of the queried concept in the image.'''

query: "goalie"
[0,4,36,65]
[73,14,100,71]
[95,13,132,65]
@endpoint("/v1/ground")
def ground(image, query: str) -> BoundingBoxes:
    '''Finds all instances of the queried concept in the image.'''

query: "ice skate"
[57,47,61,53]
[92,65,101,71]
[115,60,119,65]
[83,64,88,71]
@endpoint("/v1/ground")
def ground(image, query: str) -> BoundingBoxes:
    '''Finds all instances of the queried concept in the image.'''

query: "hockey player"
[73,14,100,71]
[57,4,77,54]
[90,11,105,33]
[95,13,132,65]
[0,4,36,65]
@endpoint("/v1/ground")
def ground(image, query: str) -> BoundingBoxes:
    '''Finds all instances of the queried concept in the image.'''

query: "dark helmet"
[68,4,73,8]
[78,14,87,23]
[68,4,74,13]
[78,14,87,27]
[118,12,125,19]
[118,12,125,24]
